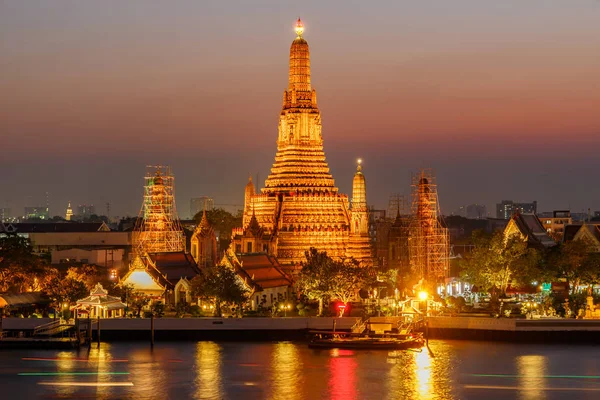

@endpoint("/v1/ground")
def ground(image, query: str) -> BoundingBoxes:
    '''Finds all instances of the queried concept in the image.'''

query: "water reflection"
[127,345,168,399]
[270,342,302,400]
[387,345,452,400]
[194,341,223,400]
[55,350,77,398]
[328,349,358,400]
[517,355,547,400]
[414,350,433,398]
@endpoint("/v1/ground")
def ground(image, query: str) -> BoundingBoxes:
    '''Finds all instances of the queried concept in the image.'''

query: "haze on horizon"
[1,1,599,219]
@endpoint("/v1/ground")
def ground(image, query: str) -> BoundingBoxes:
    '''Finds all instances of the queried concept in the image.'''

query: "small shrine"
[582,290,600,319]
[74,283,126,318]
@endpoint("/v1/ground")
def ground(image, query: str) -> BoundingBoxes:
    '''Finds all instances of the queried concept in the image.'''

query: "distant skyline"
[1,1,599,218]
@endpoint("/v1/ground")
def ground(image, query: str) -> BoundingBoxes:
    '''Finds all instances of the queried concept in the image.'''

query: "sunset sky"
[1,1,599,218]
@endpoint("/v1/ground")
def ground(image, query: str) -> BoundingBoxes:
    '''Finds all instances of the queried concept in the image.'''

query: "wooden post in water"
[333,319,336,334]
[150,313,155,347]
[96,315,101,346]
[75,314,80,347]
[87,314,92,346]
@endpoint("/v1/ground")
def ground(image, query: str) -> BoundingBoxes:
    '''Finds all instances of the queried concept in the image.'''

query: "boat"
[308,316,425,350]
[308,334,424,350]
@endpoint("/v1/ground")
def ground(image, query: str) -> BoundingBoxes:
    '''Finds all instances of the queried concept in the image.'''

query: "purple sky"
[1,1,599,219]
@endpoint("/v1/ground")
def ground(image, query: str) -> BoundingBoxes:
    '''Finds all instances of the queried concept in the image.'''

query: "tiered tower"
[237,19,372,265]
[408,169,449,282]
[65,202,73,221]
[132,166,185,255]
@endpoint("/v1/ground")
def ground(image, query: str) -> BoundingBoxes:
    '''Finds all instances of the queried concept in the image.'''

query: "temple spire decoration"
[233,20,372,265]
[264,19,333,193]
[352,159,367,209]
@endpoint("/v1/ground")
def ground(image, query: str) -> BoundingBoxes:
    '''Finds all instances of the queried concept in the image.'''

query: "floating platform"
[309,337,424,350]
[0,337,83,349]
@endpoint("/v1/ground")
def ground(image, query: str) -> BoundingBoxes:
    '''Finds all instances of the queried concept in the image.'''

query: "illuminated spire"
[352,159,367,208]
[65,202,73,221]
[295,17,304,38]
[288,18,310,93]
[199,207,210,230]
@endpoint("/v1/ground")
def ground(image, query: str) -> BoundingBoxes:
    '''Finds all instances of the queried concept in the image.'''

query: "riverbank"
[3,316,600,343]
[427,316,600,343]
[0,317,360,342]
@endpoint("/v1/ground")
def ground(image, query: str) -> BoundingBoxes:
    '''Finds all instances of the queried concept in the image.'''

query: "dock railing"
[351,318,367,334]
[33,319,74,336]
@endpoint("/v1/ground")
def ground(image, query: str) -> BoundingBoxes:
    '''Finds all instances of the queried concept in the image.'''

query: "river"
[1,340,599,399]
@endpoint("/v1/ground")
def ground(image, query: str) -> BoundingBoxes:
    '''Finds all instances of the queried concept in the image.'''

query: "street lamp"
[279,303,291,317]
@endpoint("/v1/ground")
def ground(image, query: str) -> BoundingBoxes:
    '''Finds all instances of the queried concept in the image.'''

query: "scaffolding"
[132,166,185,255]
[408,169,449,282]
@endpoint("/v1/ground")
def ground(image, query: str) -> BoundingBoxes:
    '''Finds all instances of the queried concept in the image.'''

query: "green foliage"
[152,302,165,318]
[460,231,541,296]
[295,248,374,316]
[43,269,89,308]
[189,305,201,317]
[190,265,250,317]
[129,291,151,317]
[547,240,597,294]
[193,208,242,250]
[0,235,48,292]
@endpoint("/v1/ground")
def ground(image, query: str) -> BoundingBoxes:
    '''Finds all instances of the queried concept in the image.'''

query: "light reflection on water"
[518,355,548,400]
[328,349,358,400]
[1,340,600,399]
[270,342,302,400]
[195,342,222,400]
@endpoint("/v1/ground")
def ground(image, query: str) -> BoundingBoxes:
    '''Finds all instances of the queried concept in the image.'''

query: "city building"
[496,200,537,220]
[190,196,214,218]
[466,204,487,219]
[77,204,96,218]
[0,208,11,222]
[0,221,129,268]
[24,206,49,220]
[538,210,572,241]
[233,20,372,265]
[65,202,73,221]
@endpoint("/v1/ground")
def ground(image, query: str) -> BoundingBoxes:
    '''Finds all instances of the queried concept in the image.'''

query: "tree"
[129,291,151,317]
[43,270,89,310]
[581,253,600,291]
[547,240,592,294]
[66,264,99,291]
[460,231,541,297]
[0,235,48,292]
[295,248,373,316]
[191,266,250,317]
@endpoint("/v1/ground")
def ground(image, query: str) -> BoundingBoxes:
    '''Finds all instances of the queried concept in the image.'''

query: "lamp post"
[280,303,291,317]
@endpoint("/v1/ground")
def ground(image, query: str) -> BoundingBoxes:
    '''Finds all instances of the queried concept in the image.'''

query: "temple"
[232,19,372,265]
[122,166,200,305]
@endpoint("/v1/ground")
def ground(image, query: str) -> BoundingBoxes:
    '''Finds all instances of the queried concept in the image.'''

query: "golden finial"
[295,18,304,38]
[357,158,362,172]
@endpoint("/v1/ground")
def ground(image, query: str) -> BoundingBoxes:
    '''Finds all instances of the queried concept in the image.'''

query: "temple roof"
[238,253,292,289]
[563,223,600,243]
[508,213,556,249]
[76,283,125,307]
[148,252,200,282]
[221,250,292,291]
